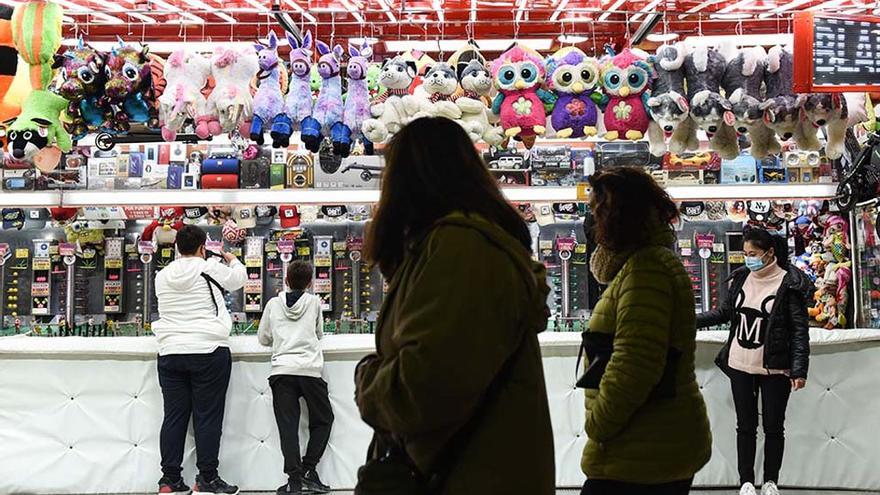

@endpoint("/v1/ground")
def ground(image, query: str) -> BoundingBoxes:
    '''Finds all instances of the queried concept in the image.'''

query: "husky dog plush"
[761,45,814,149]
[646,43,697,156]
[685,46,739,159]
[455,59,504,145]
[415,62,462,120]
[362,56,417,143]
[802,92,868,159]
[723,46,780,158]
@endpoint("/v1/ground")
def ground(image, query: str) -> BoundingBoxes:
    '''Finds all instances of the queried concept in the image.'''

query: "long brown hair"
[365,117,531,278]
[588,166,678,251]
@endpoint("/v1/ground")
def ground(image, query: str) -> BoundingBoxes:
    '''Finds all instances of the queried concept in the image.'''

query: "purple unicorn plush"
[270,31,314,148]
[339,42,373,157]
[250,32,285,147]
[301,40,345,154]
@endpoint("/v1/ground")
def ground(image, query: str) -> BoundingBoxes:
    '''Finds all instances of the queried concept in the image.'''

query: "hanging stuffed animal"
[685,46,739,159]
[646,43,696,156]
[142,206,184,245]
[7,0,69,170]
[0,5,20,123]
[546,46,601,140]
[761,45,814,149]
[158,50,211,141]
[250,32,285,147]
[801,92,868,160]
[491,43,556,149]
[301,40,345,154]
[366,63,382,99]
[99,39,158,134]
[204,45,258,137]
[361,56,417,144]
[414,62,462,120]
[53,37,105,140]
[455,59,504,146]
[723,46,780,159]
[340,41,374,157]
[599,47,653,142]
[272,31,313,148]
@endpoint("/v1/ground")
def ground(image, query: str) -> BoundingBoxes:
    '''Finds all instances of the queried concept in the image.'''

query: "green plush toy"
[7,0,69,170]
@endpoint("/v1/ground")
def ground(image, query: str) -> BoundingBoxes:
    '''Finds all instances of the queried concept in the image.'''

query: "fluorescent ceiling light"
[384,38,552,52]
[242,0,269,10]
[62,39,255,53]
[433,0,444,22]
[808,0,847,10]
[349,37,379,45]
[549,0,569,21]
[470,0,477,22]
[647,32,679,42]
[515,0,527,23]
[339,0,365,23]
[282,0,318,23]
[598,0,625,22]
[717,0,753,13]
[631,0,663,22]
[150,0,206,23]
[683,33,793,48]
[558,34,589,43]
[376,0,396,22]
[179,0,237,23]
[770,0,814,12]
[842,7,866,13]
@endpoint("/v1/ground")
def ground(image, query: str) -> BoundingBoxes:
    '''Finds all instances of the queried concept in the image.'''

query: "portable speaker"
[201,174,239,189]
[286,153,314,188]
[241,158,270,189]
[201,157,241,174]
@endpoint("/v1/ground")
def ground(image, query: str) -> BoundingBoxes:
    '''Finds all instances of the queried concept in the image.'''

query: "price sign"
[556,237,577,252]
[137,241,155,255]
[794,11,880,92]
[277,241,295,254]
[58,243,77,257]
[205,241,223,254]
[0,243,8,257]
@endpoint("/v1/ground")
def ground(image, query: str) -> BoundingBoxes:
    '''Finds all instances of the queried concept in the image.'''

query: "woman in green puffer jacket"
[580,167,712,495]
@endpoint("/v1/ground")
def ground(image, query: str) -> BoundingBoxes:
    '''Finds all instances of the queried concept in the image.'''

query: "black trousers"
[158,347,232,482]
[581,478,693,495]
[270,375,334,477]
[729,367,792,485]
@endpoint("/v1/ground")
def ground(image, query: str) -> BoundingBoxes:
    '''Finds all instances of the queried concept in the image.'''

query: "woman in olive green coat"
[580,167,712,495]
[354,117,555,495]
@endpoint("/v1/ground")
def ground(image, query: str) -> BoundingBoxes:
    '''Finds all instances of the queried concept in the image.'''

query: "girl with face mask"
[697,227,811,495]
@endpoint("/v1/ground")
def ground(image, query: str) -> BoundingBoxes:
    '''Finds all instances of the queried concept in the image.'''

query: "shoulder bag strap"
[200,272,226,316]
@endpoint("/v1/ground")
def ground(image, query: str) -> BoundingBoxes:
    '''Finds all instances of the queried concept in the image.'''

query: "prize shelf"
[0,184,839,208]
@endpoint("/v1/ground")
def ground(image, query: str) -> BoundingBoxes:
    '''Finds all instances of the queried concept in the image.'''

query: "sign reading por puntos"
[794,11,880,92]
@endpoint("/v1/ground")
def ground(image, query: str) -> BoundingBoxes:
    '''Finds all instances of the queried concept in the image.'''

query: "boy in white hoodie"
[152,225,247,495]
[258,261,333,495]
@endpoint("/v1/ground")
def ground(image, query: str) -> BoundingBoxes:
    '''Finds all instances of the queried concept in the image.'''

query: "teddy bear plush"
[362,56,418,143]
[723,46,781,159]
[455,59,504,145]
[801,92,868,160]
[206,45,259,138]
[760,45,817,150]
[646,43,697,156]
[414,62,462,120]
[685,46,739,159]
[158,50,211,141]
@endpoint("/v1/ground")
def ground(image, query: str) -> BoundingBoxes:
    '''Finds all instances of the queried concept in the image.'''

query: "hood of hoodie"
[162,256,210,290]
[431,212,550,334]
[283,290,309,320]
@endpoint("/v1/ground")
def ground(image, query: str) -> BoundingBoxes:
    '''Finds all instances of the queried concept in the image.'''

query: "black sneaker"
[158,477,191,495]
[276,478,303,494]
[192,475,239,495]
[302,469,330,493]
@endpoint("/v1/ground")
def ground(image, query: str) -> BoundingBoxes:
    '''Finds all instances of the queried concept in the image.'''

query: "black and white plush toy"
[801,92,868,160]
[414,62,462,120]
[646,43,698,156]
[455,59,504,145]
[723,46,781,158]
[760,45,817,150]
[685,46,739,159]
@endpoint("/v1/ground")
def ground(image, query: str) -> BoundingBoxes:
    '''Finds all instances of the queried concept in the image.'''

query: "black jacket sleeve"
[787,288,811,379]
[696,291,732,329]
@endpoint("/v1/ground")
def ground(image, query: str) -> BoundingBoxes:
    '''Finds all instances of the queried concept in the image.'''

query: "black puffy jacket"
[696,265,811,379]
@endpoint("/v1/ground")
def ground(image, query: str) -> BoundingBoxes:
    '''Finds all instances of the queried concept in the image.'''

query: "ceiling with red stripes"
[22,0,878,53]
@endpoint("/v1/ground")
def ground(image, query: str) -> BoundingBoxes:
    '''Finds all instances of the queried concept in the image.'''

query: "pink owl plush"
[491,43,557,149]
[600,48,654,141]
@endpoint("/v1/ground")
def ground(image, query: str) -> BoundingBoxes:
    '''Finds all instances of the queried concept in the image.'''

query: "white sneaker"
[740,482,758,495]
[761,481,780,495]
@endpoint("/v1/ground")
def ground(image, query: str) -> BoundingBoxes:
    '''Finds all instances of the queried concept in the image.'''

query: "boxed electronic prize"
[720,154,758,184]
[314,150,383,189]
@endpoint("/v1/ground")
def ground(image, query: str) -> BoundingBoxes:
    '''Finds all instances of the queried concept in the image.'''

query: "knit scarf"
[589,244,633,285]
[430,93,454,103]
[373,88,409,104]
[454,90,480,101]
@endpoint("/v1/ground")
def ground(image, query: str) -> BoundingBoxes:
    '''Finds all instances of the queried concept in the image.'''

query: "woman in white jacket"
[258,261,333,495]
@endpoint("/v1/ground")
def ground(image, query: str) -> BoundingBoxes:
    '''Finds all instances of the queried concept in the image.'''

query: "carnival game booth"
[2,0,880,492]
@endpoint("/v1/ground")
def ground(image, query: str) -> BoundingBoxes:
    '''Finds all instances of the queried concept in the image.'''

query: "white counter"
[1,329,879,493]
